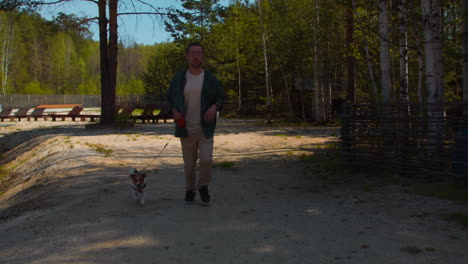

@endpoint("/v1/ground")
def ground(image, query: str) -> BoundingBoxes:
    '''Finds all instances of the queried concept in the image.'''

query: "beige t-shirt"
[184,70,204,135]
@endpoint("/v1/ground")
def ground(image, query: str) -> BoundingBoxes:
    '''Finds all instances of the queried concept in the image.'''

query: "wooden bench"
[36,104,82,109]
[131,103,173,123]
[10,107,30,121]
[28,107,47,121]
[52,106,101,122]
[50,106,84,121]
[153,102,173,123]
[131,104,158,123]
[0,107,13,122]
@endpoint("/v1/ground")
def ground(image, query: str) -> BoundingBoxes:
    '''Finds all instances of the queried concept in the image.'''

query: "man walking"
[167,42,225,206]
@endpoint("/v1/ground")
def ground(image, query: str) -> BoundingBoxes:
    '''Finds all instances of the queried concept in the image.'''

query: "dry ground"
[0,119,467,264]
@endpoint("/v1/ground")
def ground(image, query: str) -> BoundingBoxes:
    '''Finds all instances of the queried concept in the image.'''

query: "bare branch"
[118,12,171,17]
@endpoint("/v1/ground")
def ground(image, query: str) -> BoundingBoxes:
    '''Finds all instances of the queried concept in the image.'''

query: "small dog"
[129,168,147,206]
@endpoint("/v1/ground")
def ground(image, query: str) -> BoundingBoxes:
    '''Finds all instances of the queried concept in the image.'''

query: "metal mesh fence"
[340,103,468,180]
[0,94,146,108]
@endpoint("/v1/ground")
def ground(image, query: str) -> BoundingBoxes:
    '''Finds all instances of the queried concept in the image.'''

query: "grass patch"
[9,159,26,170]
[300,146,396,189]
[410,182,468,205]
[443,212,468,227]
[363,184,376,192]
[400,246,423,255]
[324,142,339,150]
[0,166,8,182]
[216,161,237,169]
[85,143,113,157]
[240,209,256,214]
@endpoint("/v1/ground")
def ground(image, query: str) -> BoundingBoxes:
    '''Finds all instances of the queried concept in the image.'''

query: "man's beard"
[190,62,203,68]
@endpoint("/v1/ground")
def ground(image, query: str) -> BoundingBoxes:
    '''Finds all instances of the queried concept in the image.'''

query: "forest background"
[0,0,464,119]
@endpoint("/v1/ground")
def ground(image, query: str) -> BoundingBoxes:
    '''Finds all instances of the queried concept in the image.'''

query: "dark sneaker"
[184,190,196,203]
[198,186,211,206]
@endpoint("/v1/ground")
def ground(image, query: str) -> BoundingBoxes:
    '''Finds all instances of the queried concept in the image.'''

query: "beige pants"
[180,131,214,191]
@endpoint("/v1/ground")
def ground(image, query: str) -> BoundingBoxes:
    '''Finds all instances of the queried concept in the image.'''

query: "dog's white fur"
[129,168,147,206]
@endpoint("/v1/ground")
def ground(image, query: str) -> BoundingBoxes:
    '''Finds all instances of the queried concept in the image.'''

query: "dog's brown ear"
[142,173,147,178]
[129,173,135,179]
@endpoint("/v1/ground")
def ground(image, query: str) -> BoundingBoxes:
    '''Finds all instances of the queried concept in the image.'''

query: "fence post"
[452,112,468,179]
[397,103,410,175]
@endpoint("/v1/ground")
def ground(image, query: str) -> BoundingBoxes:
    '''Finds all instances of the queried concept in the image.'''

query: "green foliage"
[164,0,225,42]
[85,143,113,157]
[216,160,236,168]
[142,42,185,101]
[117,78,145,95]
[443,212,468,227]
[0,0,465,121]
[23,80,52,94]
[410,182,468,205]
[77,76,100,95]
[400,247,423,255]
[0,165,8,182]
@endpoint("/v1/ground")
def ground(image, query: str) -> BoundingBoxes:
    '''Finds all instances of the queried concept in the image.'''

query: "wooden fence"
[340,103,468,180]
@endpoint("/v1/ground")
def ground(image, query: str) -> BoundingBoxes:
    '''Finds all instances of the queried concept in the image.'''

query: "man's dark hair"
[185,42,204,54]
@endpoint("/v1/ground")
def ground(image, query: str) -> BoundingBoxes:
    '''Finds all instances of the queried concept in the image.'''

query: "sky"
[39,0,230,46]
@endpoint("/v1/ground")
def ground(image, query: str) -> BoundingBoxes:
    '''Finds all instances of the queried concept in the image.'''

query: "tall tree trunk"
[106,0,118,124]
[463,0,468,113]
[379,0,394,170]
[312,0,321,122]
[98,0,118,124]
[1,14,14,96]
[363,36,378,103]
[422,0,443,105]
[266,37,292,117]
[258,0,271,123]
[379,0,392,103]
[234,8,242,116]
[98,0,110,123]
[422,0,444,160]
[398,0,409,104]
[345,0,355,103]
[398,0,410,176]
[417,43,424,104]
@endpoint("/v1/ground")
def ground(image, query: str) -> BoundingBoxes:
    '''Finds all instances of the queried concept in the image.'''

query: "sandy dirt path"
[0,119,467,264]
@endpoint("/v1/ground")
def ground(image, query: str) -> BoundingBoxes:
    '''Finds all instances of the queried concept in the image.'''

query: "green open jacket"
[167,69,226,138]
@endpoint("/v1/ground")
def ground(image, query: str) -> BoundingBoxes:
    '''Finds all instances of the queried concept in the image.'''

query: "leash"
[139,138,172,173]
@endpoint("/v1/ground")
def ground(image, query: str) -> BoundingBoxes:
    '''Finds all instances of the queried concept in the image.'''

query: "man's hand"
[203,104,218,123]
[172,108,183,120]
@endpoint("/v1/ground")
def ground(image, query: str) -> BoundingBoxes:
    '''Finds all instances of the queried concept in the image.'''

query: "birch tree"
[421,0,444,155]
[0,12,15,95]
[398,0,409,104]
[312,0,321,121]
[421,0,443,106]
[345,0,355,103]
[378,0,392,103]
[397,0,410,172]
[231,0,242,116]
[257,0,272,123]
